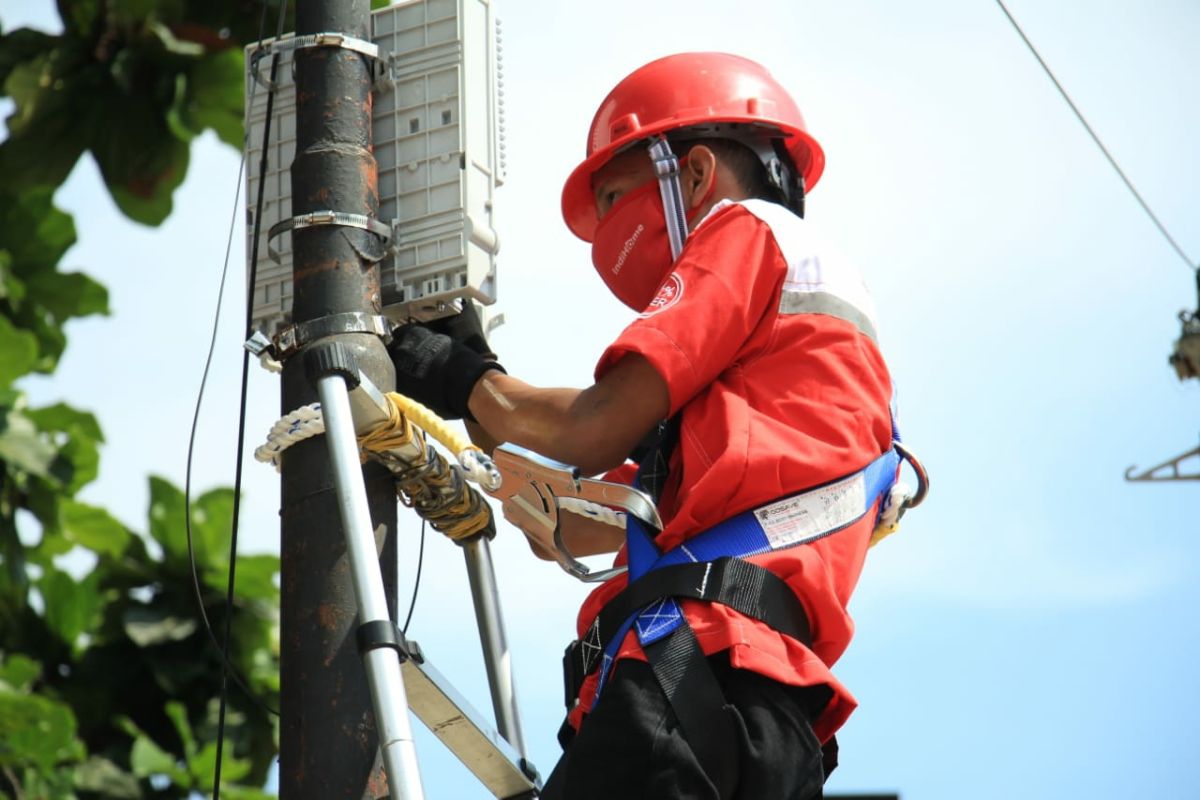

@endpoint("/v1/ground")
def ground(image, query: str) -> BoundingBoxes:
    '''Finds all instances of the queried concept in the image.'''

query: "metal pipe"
[461,536,527,758]
[317,375,425,800]
[280,0,398,795]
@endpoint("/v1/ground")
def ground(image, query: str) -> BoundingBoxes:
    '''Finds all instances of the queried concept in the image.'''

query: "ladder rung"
[402,652,539,799]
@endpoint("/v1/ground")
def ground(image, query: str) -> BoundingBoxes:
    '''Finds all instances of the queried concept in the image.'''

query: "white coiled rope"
[255,404,619,527]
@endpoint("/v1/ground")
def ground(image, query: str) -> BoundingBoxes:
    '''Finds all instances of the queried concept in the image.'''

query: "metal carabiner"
[893,441,930,511]
[489,444,661,582]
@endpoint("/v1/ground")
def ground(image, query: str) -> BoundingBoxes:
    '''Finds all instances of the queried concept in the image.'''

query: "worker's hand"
[425,301,497,361]
[388,324,504,420]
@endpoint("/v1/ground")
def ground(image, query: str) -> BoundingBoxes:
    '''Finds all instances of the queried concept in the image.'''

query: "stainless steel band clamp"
[249,32,387,89]
[266,210,392,263]
[245,311,393,363]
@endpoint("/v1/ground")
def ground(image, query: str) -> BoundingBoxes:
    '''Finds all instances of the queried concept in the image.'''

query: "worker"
[389,52,897,800]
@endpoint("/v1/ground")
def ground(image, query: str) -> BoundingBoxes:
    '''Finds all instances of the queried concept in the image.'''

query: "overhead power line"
[995,0,1197,272]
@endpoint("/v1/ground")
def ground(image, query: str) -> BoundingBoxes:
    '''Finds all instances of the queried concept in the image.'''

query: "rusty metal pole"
[278,0,399,796]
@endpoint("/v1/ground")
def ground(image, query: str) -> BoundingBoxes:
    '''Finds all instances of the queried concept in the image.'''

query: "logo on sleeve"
[639,272,684,318]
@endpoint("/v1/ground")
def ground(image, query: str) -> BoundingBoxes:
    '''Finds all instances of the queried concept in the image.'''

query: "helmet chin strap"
[648,136,689,260]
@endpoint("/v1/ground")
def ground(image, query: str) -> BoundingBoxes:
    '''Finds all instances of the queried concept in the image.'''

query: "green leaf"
[0,688,80,772]
[0,27,56,89]
[190,485,234,569]
[129,732,188,786]
[122,604,197,647]
[109,0,166,27]
[0,313,39,386]
[147,475,187,562]
[0,50,92,190]
[0,250,26,304]
[0,404,57,479]
[73,755,142,798]
[101,136,191,226]
[14,762,80,799]
[190,739,250,789]
[217,785,276,800]
[55,0,101,38]
[39,568,103,650]
[176,48,244,148]
[26,404,104,445]
[59,501,130,558]
[26,403,105,493]
[214,554,279,603]
[0,187,77,276]
[163,700,196,758]
[0,510,30,607]
[88,51,193,227]
[148,476,235,570]
[22,269,109,321]
[30,528,74,561]
[0,654,40,691]
[24,478,64,536]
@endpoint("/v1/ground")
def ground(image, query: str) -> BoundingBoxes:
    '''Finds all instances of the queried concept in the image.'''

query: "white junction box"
[244,0,504,337]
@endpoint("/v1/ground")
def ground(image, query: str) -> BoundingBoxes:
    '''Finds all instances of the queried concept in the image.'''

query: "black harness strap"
[561,557,815,795]
[567,557,813,690]
[644,620,741,797]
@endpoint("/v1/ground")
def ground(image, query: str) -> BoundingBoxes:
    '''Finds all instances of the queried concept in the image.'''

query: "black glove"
[425,301,497,360]
[388,324,504,420]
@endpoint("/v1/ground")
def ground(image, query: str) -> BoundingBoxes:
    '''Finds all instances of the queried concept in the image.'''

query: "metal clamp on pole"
[267,210,392,263]
[305,341,425,800]
[249,32,387,89]
[272,311,393,361]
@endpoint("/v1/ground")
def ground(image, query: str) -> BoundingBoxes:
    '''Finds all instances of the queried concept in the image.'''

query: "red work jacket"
[570,199,894,744]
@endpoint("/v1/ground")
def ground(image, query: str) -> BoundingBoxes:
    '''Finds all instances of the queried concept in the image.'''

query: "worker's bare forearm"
[464,419,501,455]
[468,372,625,474]
[466,354,670,476]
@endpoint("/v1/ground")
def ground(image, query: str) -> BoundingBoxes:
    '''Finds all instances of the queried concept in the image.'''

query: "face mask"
[590,175,713,311]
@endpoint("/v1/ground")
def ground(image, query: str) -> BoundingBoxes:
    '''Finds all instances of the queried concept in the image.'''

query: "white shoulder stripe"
[708,198,880,339]
[779,290,878,343]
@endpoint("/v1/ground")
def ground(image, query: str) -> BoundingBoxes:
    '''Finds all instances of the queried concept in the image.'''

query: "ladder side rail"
[316,371,426,800]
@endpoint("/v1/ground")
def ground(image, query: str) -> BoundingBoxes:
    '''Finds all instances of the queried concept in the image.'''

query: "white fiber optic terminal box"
[244,0,504,337]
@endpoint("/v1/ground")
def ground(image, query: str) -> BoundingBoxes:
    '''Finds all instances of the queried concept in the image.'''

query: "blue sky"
[3,1,1198,798]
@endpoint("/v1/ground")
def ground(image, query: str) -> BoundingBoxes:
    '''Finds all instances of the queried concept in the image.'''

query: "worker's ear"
[681,144,717,210]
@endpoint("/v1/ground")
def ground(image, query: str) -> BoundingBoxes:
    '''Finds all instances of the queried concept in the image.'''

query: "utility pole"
[278,0,399,796]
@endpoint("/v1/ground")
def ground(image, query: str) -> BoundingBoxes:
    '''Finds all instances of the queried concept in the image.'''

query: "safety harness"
[559,430,916,794]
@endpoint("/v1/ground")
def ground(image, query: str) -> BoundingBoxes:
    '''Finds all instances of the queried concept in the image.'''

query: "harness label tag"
[754,472,867,548]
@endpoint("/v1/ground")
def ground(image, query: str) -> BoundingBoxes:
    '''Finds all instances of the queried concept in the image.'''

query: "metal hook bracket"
[489,445,661,583]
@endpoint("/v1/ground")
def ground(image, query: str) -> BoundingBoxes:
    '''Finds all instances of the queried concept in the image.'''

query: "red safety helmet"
[561,52,825,242]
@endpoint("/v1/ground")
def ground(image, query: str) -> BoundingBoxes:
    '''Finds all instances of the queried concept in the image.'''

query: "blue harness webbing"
[590,446,902,703]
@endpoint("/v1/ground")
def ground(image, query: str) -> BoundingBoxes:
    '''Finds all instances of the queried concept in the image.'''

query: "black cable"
[181,2,289,797]
[995,0,1197,272]
[402,519,427,634]
[213,3,292,795]
[183,3,282,723]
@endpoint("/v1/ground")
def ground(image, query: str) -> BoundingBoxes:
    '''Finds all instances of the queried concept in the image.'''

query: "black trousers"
[541,655,831,800]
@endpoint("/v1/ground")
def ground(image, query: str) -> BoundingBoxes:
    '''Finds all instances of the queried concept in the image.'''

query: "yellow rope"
[385,392,480,458]
[357,395,416,462]
[355,392,491,542]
